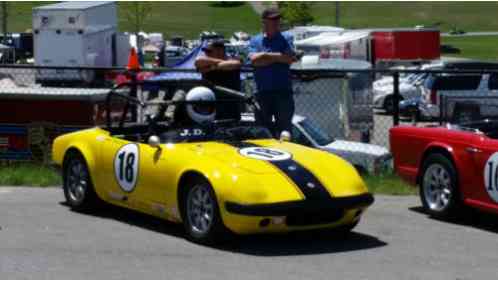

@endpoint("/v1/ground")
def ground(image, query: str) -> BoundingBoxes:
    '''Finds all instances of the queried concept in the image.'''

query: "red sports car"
[390,120,498,218]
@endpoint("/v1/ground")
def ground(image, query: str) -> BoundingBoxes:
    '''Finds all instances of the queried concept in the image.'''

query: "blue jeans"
[255,90,295,138]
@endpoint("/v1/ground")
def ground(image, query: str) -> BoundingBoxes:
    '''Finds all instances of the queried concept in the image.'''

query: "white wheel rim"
[423,163,452,212]
[186,184,214,235]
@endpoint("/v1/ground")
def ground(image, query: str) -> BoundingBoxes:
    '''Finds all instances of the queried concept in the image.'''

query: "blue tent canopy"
[147,41,251,83]
[147,42,206,82]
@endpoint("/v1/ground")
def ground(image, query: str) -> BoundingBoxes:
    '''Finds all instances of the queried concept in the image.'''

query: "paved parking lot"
[2,187,498,279]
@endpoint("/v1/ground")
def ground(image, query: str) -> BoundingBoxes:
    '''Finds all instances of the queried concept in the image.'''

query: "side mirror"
[148,135,161,149]
[280,131,291,142]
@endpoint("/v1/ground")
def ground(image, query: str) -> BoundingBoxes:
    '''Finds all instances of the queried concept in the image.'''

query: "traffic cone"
[127,47,140,71]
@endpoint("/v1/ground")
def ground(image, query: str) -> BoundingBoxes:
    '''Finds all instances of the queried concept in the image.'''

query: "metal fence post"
[393,71,400,126]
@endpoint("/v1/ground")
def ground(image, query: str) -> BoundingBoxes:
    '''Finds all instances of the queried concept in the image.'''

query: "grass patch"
[442,35,498,61]
[311,2,498,33]
[8,2,498,39]
[6,2,260,39]
[363,171,417,196]
[0,163,61,187]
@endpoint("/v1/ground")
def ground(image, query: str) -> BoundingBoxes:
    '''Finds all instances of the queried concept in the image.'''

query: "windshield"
[298,118,333,146]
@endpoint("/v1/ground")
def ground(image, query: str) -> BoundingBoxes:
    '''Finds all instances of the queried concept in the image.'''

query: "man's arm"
[250,52,296,67]
[195,56,241,73]
[195,56,222,73]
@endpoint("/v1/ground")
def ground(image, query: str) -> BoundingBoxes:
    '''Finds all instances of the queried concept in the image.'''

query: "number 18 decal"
[484,152,498,203]
[114,144,139,192]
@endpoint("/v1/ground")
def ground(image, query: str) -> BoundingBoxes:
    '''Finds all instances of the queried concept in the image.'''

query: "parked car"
[241,114,392,174]
[401,61,498,123]
[373,63,441,113]
[390,120,498,219]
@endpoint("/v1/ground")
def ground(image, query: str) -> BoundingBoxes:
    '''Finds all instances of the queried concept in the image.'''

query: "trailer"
[32,1,129,87]
[295,28,440,67]
[370,28,440,68]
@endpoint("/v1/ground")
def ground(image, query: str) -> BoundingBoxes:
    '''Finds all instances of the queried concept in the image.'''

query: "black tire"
[384,95,403,114]
[62,152,99,211]
[419,153,462,219]
[384,95,395,114]
[181,177,228,244]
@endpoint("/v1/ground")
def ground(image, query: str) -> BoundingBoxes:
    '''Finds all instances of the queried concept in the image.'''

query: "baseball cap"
[201,39,225,52]
[261,7,281,19]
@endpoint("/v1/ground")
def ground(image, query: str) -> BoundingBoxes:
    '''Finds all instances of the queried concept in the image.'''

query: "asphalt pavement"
[2,187,498,279]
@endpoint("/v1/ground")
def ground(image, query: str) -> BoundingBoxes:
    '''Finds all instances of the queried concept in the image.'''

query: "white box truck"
[32,1,129,86]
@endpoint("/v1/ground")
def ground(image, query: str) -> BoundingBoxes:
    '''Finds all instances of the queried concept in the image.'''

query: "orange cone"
[127,47,140,71]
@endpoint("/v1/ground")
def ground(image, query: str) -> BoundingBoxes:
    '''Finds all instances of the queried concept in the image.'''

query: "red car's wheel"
[420,153,462,219]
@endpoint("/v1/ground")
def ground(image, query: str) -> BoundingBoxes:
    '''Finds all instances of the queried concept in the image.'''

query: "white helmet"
[186,86,216,124]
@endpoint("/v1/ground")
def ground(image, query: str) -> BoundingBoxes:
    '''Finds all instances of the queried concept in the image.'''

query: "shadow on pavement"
[61,201,387,256]
[410,206,498,234]
[60,201,185,239]
[215,230,387,256]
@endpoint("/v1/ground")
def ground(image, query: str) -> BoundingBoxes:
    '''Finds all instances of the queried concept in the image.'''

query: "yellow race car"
[52,84,374,244]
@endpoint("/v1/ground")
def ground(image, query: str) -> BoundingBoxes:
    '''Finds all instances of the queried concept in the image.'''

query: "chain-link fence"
[0,64,422,173]
[384,68,498,127]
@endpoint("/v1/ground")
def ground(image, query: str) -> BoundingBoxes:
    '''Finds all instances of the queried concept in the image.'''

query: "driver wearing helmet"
[161,86,216,142]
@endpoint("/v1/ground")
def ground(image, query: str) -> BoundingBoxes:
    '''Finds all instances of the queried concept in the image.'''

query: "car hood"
[193,140,369,199]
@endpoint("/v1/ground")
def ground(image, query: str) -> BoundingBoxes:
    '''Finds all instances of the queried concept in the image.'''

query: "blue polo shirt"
[248,32,294,93]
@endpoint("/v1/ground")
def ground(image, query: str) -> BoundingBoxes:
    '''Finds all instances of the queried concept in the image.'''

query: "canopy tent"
[147,41,206,82]
[295,31,370,48]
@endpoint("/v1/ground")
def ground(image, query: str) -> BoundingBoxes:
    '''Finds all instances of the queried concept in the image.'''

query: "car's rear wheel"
[63,152,99,211]
[420,153,461,219]
[182,177,227,244]
[384,95,394,113]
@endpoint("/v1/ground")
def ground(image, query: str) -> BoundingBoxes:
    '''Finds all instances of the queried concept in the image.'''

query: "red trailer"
[371,28,440,63]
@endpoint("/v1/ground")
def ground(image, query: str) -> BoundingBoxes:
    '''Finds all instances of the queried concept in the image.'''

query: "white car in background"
[373,72,428,113]
[373,63,442,113]
[241,114,392,174]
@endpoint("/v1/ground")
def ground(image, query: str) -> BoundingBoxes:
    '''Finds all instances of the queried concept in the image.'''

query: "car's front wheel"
[182,177,227,244]
[63,152,99,211]
[420,153,461,219]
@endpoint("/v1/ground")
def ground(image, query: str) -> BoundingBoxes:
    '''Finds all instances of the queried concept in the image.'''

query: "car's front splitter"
[225,193,374,216]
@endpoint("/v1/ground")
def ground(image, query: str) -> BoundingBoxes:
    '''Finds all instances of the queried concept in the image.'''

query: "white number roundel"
[484,152,498,203]
[114,144,139,192]
[239,147,291,161]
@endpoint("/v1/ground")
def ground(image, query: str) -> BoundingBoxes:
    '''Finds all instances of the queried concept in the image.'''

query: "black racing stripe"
[224,141,332,201]
[271,159,332,200]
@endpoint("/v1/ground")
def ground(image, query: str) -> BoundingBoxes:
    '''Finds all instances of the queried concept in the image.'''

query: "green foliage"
[0,163,61,187]
[119,2,153,34]
[278,2,314,27]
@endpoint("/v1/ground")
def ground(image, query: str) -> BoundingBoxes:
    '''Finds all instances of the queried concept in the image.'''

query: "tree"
[278,2,314,27]
[120,2,152,34]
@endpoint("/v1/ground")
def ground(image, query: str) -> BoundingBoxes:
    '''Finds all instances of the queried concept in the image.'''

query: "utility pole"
[335,1,340,27]
[1,2,7,42]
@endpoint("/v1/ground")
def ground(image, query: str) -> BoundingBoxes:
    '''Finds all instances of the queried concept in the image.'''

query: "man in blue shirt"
[249,7,297,137]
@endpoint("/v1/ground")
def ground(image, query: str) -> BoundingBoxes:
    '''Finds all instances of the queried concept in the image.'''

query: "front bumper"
[225,193,374,216]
